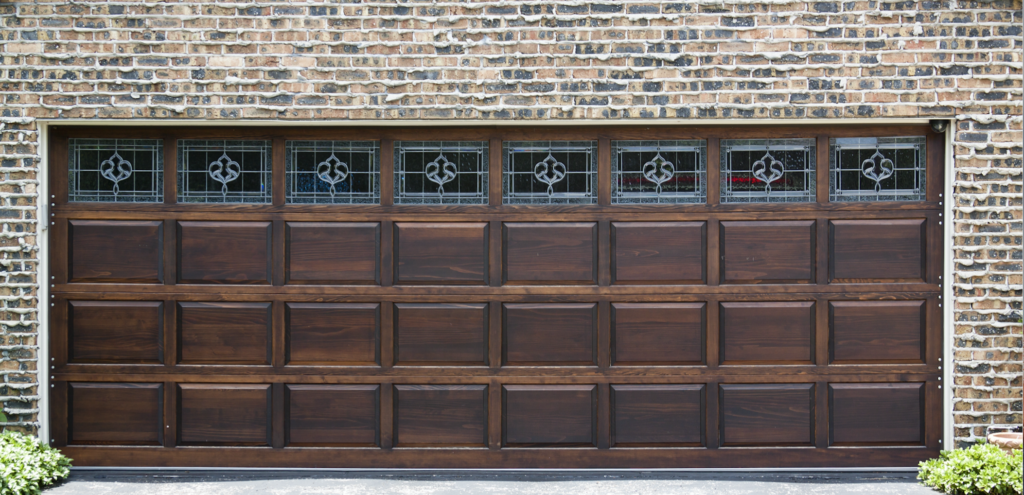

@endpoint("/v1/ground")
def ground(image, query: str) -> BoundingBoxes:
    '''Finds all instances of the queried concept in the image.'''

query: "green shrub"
[0,430,72,495]
[918,442,1023,495]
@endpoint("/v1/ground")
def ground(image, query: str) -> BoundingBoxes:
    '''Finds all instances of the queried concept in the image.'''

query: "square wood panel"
[830,219,925,282]
[178,302,271,365]
[503,385,596,447]
[611,385,704,447]
[178,384,271,446]
[719,384,814,447]
[286,303,380,366]
[286,222,379,284]
[830,383,924,446]
[178,221,271,284]
[612,222,705,284]
[395,223,488,285]
[69,220,163,283]
[720,302,814,365]
[503,303,596,366]
[395,303,488,366]
[286,385,379,447]
[612,303,705,365]
[68,383,162,445]
[831,301,925,363]
[394,385,487,447]
[503,223,596,284]
[68,301,162,364]
[720,221,815,284]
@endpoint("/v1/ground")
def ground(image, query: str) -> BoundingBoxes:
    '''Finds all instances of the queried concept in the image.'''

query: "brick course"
[0,0,1021,449]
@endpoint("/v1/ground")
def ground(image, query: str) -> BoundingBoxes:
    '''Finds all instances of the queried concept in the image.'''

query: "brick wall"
[0,0,1020,449]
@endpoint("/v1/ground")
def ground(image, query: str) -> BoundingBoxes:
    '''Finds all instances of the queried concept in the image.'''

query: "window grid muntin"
[177,140,271,204]
[394,141,488,205]
[721,138,816,203]
[612,140,706,204]
[286,141,380,204]
[503,141,597,204]
[830,136,927,202]
[68,139,163,203]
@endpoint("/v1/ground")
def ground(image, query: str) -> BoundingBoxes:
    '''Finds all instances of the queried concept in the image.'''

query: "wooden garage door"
[49,125,943,468]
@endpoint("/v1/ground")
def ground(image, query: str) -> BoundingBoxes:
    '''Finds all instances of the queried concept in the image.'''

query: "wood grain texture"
[395,223,488,285]
[720,221,815,284]
[177,384,271,446]
[611,222,705,284]
[504,223,596,284]
[830,219,925,282]
[611,303,705,365]
[503,385,596,447]
[286,222,379,284]
[178,302,271,365]
[395,303,488,366]
[830,383,924,445]
[178,221,271,284]
[394,385,487,447]
[830,301,925,363]
[286,303,380,366]
[503,303,596,366]
[69,383,163,445]
[69,301,163,363]
[720,302,815,364]
[286,384,379,446]
[719,384,814,447]
[611,384,704,447]
[69,220,163,283]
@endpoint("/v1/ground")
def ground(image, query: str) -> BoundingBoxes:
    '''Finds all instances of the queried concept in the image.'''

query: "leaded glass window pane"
[721,138,816,203]
[177,140,271,204]
[612,140,706,204]
[68,139,163,202]
[394,141,488,205]
[286,141,379,204]
[503,141,597,204]
[830,136,927,202]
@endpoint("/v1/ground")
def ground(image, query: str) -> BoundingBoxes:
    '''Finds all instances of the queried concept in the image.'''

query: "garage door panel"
[611,385,704,447]
[394,385,488,447]
[286,303,379,366]
[396,223,488,285]
[286,384,379,447]
[395,303,488,366]
[179,302,271,365]
[831,220,925,282]
[178,221,271,284]
[611,303,705,365]
[69,301,163,364]
[720,384,814,447]
[720,302,814,365]
[504,303,596,366]
[68,383,163,445]
[830,383,924,446]
[721,221,815,284]
[830,301,925,363]
[503,385,596,447]
[286,222,379,285]
[504,223,596,284]
[69,220,163,283]
[612,222,705,284]
[178,384,271,446]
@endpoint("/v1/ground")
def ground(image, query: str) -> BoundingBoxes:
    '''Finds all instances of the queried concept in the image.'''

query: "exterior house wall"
[0,0,1020,451]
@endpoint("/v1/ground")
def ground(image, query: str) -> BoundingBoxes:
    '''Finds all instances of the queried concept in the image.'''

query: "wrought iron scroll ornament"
[642,151,675,195]
[316,153,350,198]
[861,149,894,193]
[534,152,566,196]
[99,151,132,198]
[751,149,785,194]
[425,153,457,196]
[208,152,241,198]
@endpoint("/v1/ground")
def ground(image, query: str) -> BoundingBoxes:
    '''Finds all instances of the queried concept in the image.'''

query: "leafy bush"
[919,442,1023,495]
[0,430,72,495]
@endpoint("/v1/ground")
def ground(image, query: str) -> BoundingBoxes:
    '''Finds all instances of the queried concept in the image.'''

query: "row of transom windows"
[68,137,927,204]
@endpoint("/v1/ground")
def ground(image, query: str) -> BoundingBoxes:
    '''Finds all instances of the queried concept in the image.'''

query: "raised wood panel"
[395,303,487,366]
[178,221,271,284]
[719,384,814,447]
[720,221,815,284]
[611,385,704,447]
[68,301,162,364]
[395,223,488,285]
[503,303,596,366]
[394,385,487,447]
[68,383,162,445]
[831,301,925,363]
[69,220,162,283]
[286,222,379,285]
[286,303,379,366]
[286,385,379,447]
[178,302,271,365]
[504,223,596,284]
[611,303,704,365]
[830,383,924,445]
[178,384,271,446]
[720,302,815,365]
[503,385,596,447]
[611,222,705,284]
[831,220,925,282]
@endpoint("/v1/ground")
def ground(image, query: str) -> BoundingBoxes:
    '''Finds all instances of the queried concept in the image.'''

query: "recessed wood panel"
[503,303,596,366]
[69,220,162,283]
[830,383,924,445]
[286,303,379,366]
[286,222,379,285]
[831,220,925,282]
[720,384,814,447]
[395,223,488,285]
[395,303,487,366]
[286,385,379,447]
[612,303,704,365]
[68,383,162,445]
[68,301,162,364]
[504,223,596,284]
[178,221,271,284]
[394,385,487,447]
[178,384,271,446]
[612,222,705,284]
[611,385,704,447]
[720,302,814,365]
[179,302,271,365]
[831,301,925,363]
[721,221,815,284]
[503,385,596,447]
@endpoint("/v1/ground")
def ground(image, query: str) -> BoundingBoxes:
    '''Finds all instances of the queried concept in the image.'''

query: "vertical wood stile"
[926,377,942,450]
[51,297,67,367]
[52,217,68,285]
[816,218,828,285]
[597,382,610,449]
[926,131,944,202]
[706,219,720,286]
[489,221,501,287]
[815,135,829,204]
[815,381,829,448]
[815,295,829,367]
[489,138,502,206]
[380,221,394,287]
[380,382,394,449]
[598,137,611,205]
[380,139,394,206]
[598,221,611,286]
[706,380,719,449]
[272,137,286,206]
[51,128,69,204]
[380,302,394,369]
[706,137,721,205]
[50,381,67,447]
[272,220,285,286]
[272,383,285,448]
[928,211,942,285]
[162,218,176,286]
[488,378,501,450]
[272,300,286,368]
[163,381,176,448]
[163,299,176,368]
[488,301,501,368]
[598,300,611,369]
[706,296,719,369]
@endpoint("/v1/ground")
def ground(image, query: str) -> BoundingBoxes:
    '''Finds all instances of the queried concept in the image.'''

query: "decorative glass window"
[286,141,379,204]
[612,140,706,204]
[830,136,927,202]
[394,141,488,205]
[721,139,816,203]
[177,140,271,203]
[503,141,597,204]
[68,139,163,202]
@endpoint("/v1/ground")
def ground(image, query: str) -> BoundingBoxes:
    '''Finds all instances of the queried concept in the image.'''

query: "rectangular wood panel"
[69,301,162,363]
[178,384,271,446]
[830,220,925,282]
[611,222,705,284]
[395,223,488,285]
[830,383,924,445]
[503,303,596,366]
[178,302,271,365]
[503,385,596,447]
[69,383,162,445]
[69,220,163,283]
[611,303,704,365]
[286,384,379,446]
[178,221,271,284]
[720,221,815,284]
[720,302,814,365]
[719,384,814,447]
[504,223,596,284]
[611,384,704,447]
[395,303,487,366]
[394,385,487,447]
[286,222,379,285]
[831,301,925,363]
[286,303,379,366]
